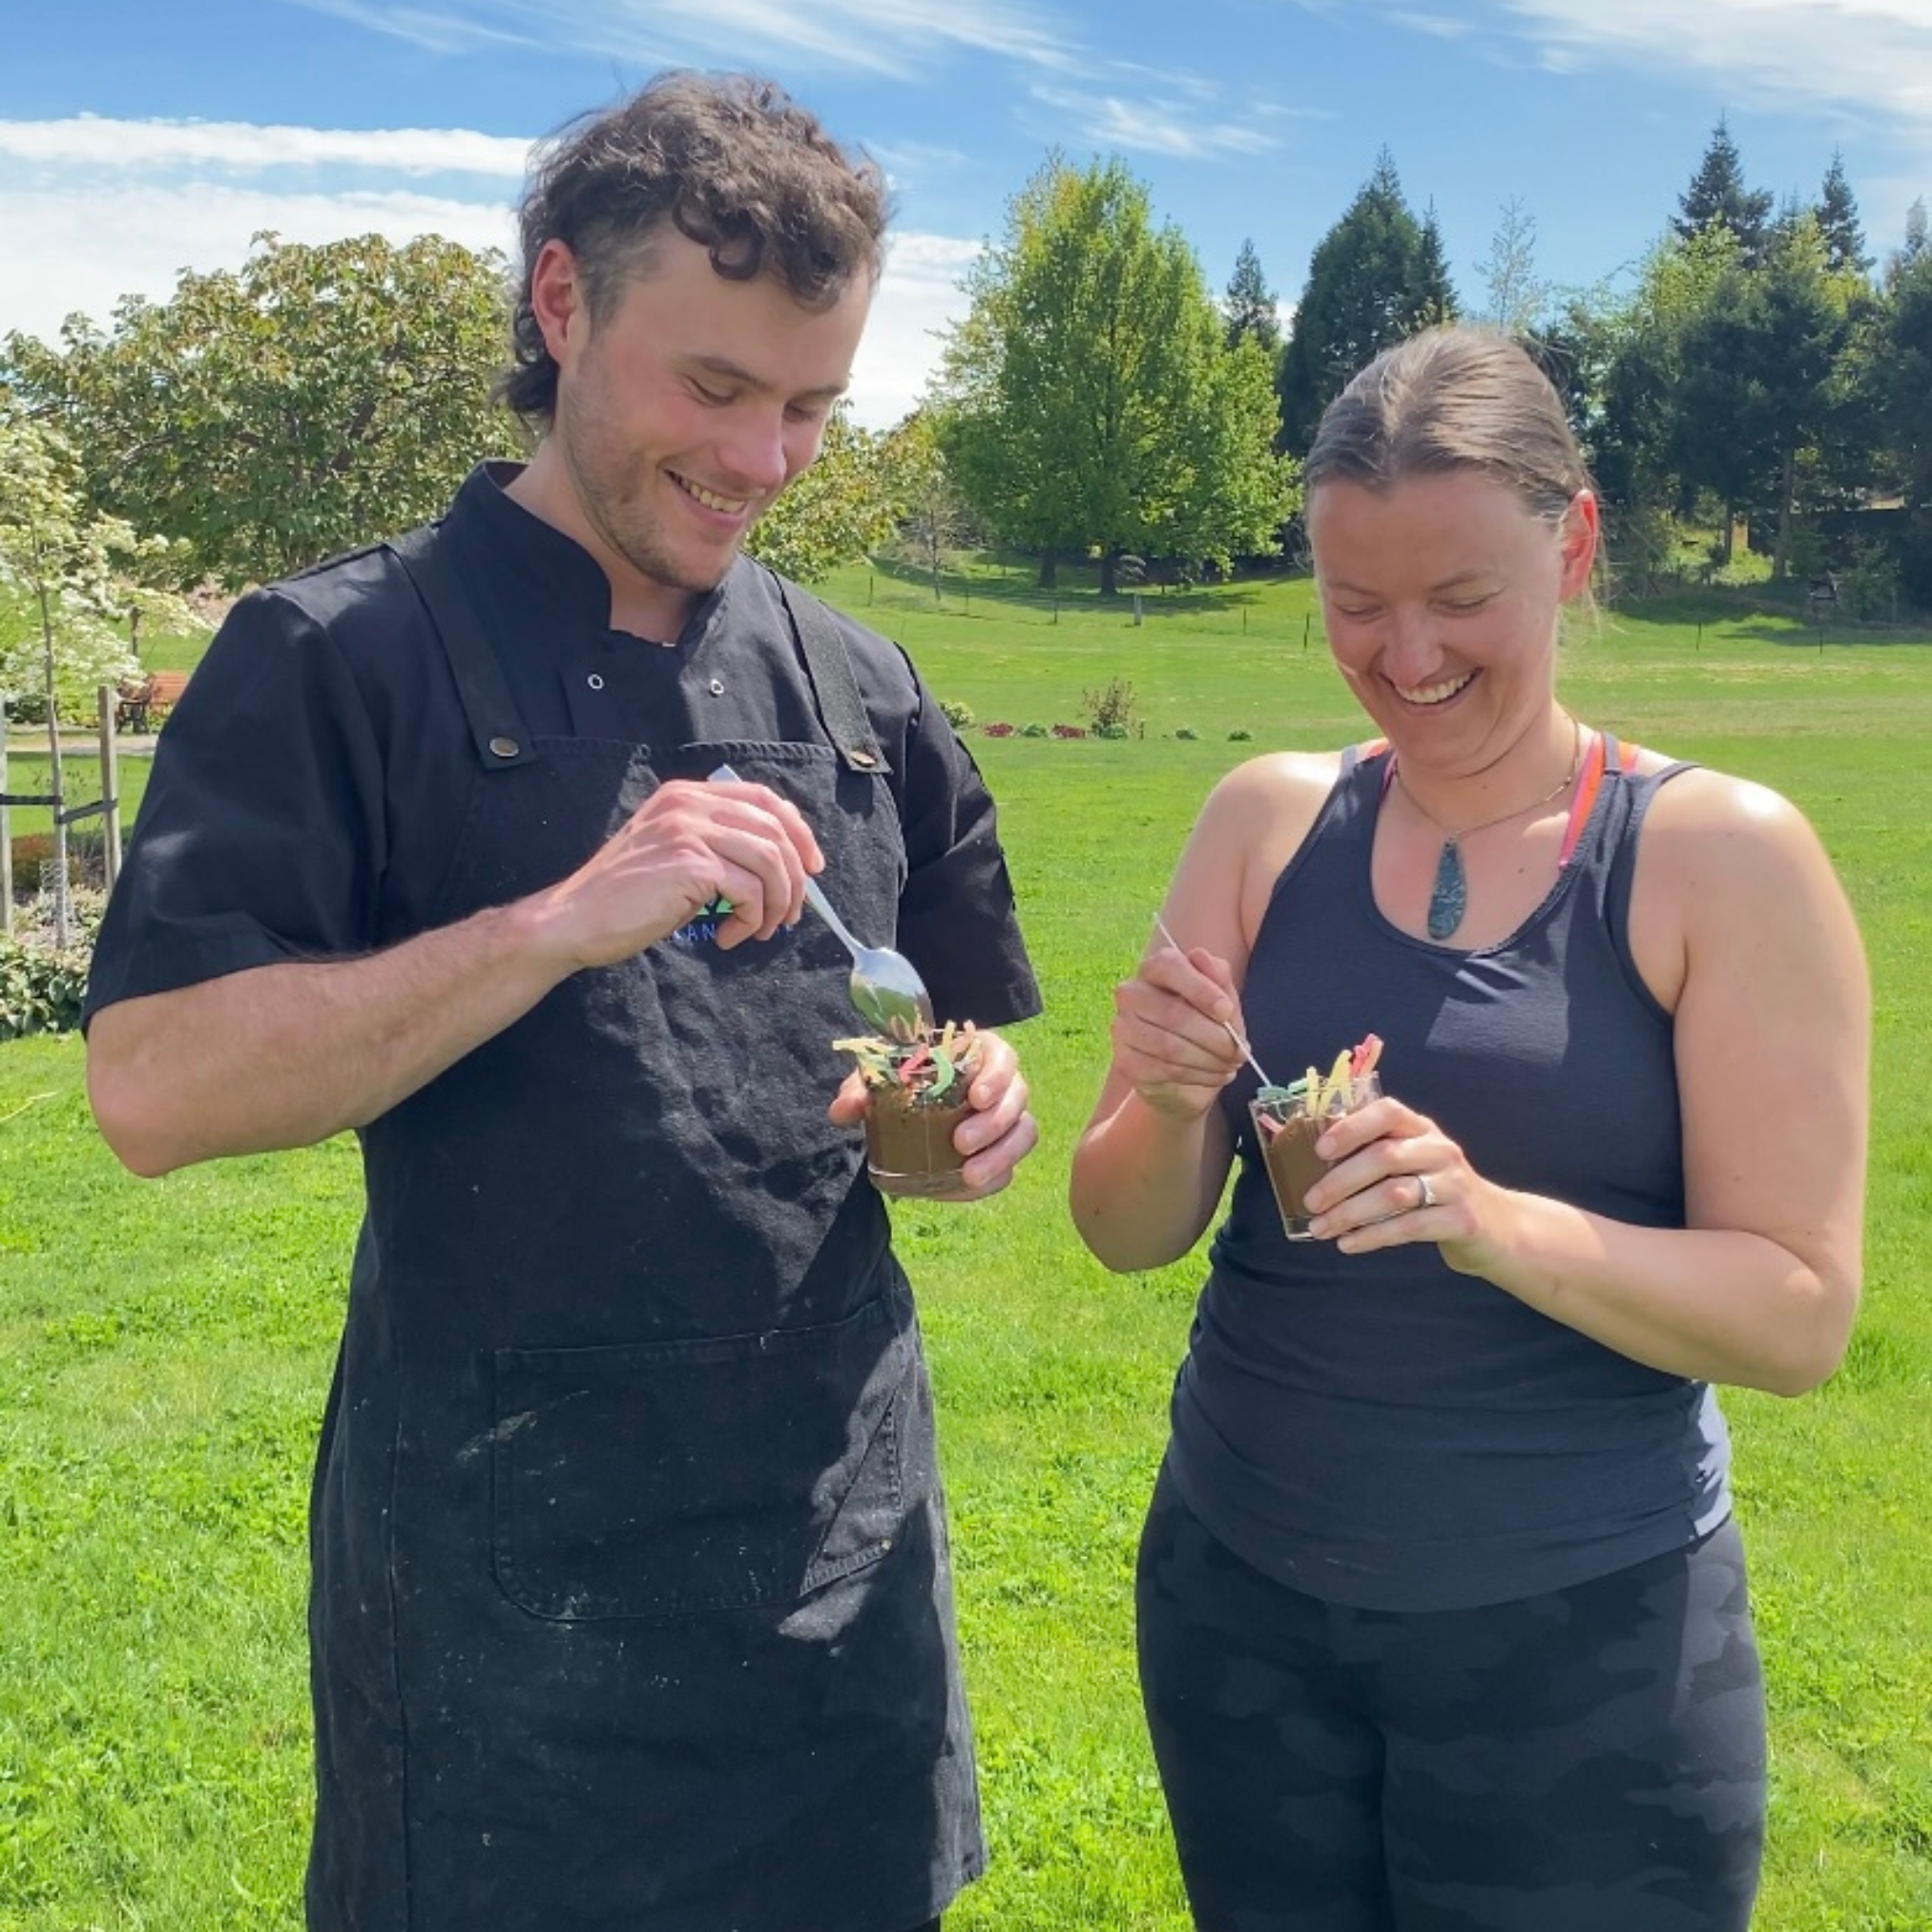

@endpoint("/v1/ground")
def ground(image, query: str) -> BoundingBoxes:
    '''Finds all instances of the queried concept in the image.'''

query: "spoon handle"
[708,762,863,962]
[800,875,863,961]
[1151,913,1275,1089]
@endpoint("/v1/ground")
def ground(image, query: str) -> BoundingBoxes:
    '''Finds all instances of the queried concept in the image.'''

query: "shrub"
[1051,723,1088,739]
[1839,541,1901,622]
[0,935,91,1039]
[1019,722,1049,737]
[982,721,1016,738]
[1174,726,1199,742]
[1094,722,1129,740]
[10,829,108,896]
[940,698,976,731]
[1080,676,1140,736]
[1228,727,1254,742]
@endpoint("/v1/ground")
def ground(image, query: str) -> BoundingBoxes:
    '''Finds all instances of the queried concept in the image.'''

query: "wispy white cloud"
[1390,10,1477,37]
[280,0,1074,79]
[1029,86,1282,160]
[282,0,538,52]
[0,114,532,178]
[1444,0,1932,133]
[867,139,978,182]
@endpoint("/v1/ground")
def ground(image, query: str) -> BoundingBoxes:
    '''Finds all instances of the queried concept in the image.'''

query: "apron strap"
[388,525,539,771]
[774,576,891,777]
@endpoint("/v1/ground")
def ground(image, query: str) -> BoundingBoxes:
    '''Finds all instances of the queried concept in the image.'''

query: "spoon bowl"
[709,764,936,1039]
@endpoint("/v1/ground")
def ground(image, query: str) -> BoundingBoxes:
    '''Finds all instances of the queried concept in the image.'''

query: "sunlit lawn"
[3,571,1928,1927]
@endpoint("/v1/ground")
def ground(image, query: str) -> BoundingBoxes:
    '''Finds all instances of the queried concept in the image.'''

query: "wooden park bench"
[116,670,191,734]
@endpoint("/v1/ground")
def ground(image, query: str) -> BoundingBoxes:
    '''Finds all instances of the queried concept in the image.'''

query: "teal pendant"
[1427,839,1466,941]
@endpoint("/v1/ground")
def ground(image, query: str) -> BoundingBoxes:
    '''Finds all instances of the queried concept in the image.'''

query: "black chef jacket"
[84,463,1041,1932]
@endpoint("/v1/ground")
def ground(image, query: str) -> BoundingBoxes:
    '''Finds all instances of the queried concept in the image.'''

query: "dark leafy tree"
[1672,218,1856,576]
[2,232,520,589]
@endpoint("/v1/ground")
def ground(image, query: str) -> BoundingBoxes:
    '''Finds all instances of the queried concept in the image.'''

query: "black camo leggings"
[1137,1465,1766,1932]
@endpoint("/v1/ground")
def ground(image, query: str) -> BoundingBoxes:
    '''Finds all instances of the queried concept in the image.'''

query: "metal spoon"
[1152,913,1277,1088]
[708,763,935,1039]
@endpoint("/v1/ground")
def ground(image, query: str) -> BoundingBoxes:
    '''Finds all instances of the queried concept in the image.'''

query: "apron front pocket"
[488,1292,915,1621]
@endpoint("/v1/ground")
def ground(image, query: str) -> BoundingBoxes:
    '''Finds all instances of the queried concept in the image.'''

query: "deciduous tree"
[0,406,156,944]
[934,156,1296,590]
[1478,197,1548,337]
[745,406,896,584]
[3,232,521,589]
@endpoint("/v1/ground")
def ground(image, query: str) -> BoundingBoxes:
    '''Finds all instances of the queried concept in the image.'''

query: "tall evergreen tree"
[1674,116,1774,263]
[1416,203,1461,324]
[1223,239,1282,355]
[1815,149,1871,278]
[1880,246,1932,513]
[1275,152,1439,454]
[1891,197,1929,286]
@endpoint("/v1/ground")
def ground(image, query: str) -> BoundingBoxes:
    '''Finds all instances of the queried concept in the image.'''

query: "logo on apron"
[671,894,737,946]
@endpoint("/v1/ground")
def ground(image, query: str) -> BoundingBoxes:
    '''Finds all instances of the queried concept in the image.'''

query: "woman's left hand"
[1301,1091,1509,1270]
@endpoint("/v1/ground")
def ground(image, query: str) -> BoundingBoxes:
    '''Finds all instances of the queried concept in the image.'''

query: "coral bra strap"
[1559,731,1637,867]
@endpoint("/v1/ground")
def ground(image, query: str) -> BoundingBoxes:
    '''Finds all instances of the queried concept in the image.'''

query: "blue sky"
[5,0,1930,427]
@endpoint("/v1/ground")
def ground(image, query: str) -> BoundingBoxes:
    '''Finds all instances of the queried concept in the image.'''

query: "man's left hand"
[829,1029,1038,1202]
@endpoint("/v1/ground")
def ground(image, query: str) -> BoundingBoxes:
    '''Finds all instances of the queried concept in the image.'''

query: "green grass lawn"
[3,575,1929,1928]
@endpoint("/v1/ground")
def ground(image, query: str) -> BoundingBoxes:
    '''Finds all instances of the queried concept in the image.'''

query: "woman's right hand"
[1110,941,1248,1121]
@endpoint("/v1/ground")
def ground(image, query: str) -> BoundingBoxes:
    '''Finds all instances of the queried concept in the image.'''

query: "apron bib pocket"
[489,1291,915,1621]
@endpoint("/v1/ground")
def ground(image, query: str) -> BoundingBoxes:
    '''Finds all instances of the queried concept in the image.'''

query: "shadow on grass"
[863,551,1298,619]
[1609,589,1932,648]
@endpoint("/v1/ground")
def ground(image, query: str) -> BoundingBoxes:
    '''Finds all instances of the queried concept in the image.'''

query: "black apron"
[302,527,982,1932]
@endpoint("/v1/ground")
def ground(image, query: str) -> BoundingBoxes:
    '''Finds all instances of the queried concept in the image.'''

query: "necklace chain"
[1392,716,1585,844]
[1391,717,1588,942]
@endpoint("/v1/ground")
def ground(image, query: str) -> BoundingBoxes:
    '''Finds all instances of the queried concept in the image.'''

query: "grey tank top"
[1165,737,1733,1612]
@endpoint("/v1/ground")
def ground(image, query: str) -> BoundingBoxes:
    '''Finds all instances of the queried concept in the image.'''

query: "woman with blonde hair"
[1071,326,1869,1931]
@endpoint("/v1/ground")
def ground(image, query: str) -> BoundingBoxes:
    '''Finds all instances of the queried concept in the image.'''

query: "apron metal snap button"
[708,678,725,696]
[488,736,520,759]
[850,750,878,769]
[587,674,605,691]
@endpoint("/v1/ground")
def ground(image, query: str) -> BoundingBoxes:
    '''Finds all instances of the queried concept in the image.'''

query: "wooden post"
[97,684,123,892]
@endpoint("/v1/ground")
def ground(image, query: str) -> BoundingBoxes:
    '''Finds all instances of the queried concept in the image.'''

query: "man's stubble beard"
[555,384,742,599]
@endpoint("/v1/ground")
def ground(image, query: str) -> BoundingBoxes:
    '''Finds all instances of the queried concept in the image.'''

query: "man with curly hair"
[85,72,1039,1932]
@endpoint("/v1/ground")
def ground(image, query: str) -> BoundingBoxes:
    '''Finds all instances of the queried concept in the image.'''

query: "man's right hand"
[526,777,826,969]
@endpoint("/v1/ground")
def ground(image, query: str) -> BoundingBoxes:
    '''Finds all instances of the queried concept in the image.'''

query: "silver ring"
[1417,1173,1438,1211]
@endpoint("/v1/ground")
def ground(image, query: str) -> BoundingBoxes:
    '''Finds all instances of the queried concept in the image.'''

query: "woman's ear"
[1558,489,1600,598]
